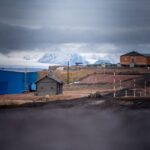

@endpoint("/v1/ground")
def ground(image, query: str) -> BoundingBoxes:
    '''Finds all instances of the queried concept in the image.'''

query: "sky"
[0,0,150,66]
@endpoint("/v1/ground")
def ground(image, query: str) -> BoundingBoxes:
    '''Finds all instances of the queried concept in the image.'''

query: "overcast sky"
[0,0,150,64]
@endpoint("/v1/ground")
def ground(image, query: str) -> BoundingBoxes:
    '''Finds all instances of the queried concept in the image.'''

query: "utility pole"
[24,67,27,92]
[104,67,105,75]
[67,61,70,84]
[113,71,116,98]
[133,79,136,97]
[120,80,122,89]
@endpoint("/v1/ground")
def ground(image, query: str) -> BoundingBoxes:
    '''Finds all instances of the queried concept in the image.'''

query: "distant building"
[36,75,63,96]
[0,70,37,95]
[75,62,83,66]
[56,67,64,71]
[120,51,150,67]
[117,63,121,68]
[48,66,59,71]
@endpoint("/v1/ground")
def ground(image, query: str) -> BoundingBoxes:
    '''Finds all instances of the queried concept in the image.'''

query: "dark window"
[131,58,136,63]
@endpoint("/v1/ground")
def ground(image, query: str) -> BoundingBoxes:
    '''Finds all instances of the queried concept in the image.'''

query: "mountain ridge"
[38,53,110,65]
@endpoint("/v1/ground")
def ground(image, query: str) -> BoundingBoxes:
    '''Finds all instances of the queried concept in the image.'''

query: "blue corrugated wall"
[26,72,37,91]
[0,70,38,95]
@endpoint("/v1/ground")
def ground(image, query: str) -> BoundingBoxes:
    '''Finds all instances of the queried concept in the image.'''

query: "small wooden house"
[120,51,150,67]
[36,75,63,96]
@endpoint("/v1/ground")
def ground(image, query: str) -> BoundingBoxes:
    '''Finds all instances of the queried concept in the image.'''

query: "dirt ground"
[0,87,112,106]
[0,71,149,106]
[79,74,140,84]
[1,96,150,150]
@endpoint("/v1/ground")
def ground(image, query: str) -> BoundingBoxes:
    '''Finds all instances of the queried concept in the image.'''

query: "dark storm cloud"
[0,0,150,53]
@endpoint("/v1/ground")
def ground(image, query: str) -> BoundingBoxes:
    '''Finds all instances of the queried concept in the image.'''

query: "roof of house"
[36,75,63,84]
[121,51,150,57]
[143,54,150,57]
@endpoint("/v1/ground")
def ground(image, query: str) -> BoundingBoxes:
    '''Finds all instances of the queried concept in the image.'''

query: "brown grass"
[54,69,95,83]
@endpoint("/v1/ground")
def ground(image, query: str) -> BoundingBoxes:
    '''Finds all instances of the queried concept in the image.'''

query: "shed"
[35,75,63,96]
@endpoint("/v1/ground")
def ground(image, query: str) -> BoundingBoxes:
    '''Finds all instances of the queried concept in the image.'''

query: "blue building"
[0,70,38,95]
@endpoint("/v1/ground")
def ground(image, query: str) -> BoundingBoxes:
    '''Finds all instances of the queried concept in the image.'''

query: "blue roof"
[0,67,44,72]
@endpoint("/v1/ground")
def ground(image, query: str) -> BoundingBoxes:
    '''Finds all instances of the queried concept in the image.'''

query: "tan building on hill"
[120,51,150,67]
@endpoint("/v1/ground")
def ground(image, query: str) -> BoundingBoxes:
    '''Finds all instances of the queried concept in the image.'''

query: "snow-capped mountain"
[38,53,57,63]
[38,53,110,66]
[38,53,88,66]
[69,54,88,65]
[1,51,113,68]
[7,52,43,61]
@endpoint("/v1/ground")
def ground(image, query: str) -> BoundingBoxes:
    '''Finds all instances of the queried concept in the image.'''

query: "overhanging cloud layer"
[0,0,150,54]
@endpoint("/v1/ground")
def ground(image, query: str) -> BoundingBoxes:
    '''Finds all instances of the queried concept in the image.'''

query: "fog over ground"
[0,104,150,150]
[0,0,150,65]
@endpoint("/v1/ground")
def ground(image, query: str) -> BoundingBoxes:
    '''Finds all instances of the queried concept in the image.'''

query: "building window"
[131,58,135,63]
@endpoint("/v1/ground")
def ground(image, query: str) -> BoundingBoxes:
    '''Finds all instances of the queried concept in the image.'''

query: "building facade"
[0,70,37,95]
[36,75,63,96]
[120,51,150,67]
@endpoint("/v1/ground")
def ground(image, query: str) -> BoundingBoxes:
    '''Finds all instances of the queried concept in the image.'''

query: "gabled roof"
[121,51,143,57]
[121,51,150,57]
[143,54,150,57]
[36,75,63,84]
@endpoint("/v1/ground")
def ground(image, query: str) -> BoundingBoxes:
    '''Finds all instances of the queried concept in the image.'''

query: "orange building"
[120,51,150,67]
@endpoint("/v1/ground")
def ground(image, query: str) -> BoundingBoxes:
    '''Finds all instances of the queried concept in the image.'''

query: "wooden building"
[120,51,150,67]
[36,75,63,96]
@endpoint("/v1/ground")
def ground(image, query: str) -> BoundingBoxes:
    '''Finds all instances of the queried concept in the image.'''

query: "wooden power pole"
[113,71,116,98]
[67,61,70,84]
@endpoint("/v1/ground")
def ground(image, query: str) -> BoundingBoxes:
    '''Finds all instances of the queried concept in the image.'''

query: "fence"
[113,76,150,98]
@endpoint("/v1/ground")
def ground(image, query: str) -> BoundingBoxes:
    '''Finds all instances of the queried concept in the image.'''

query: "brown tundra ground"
[0,67,149,106]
